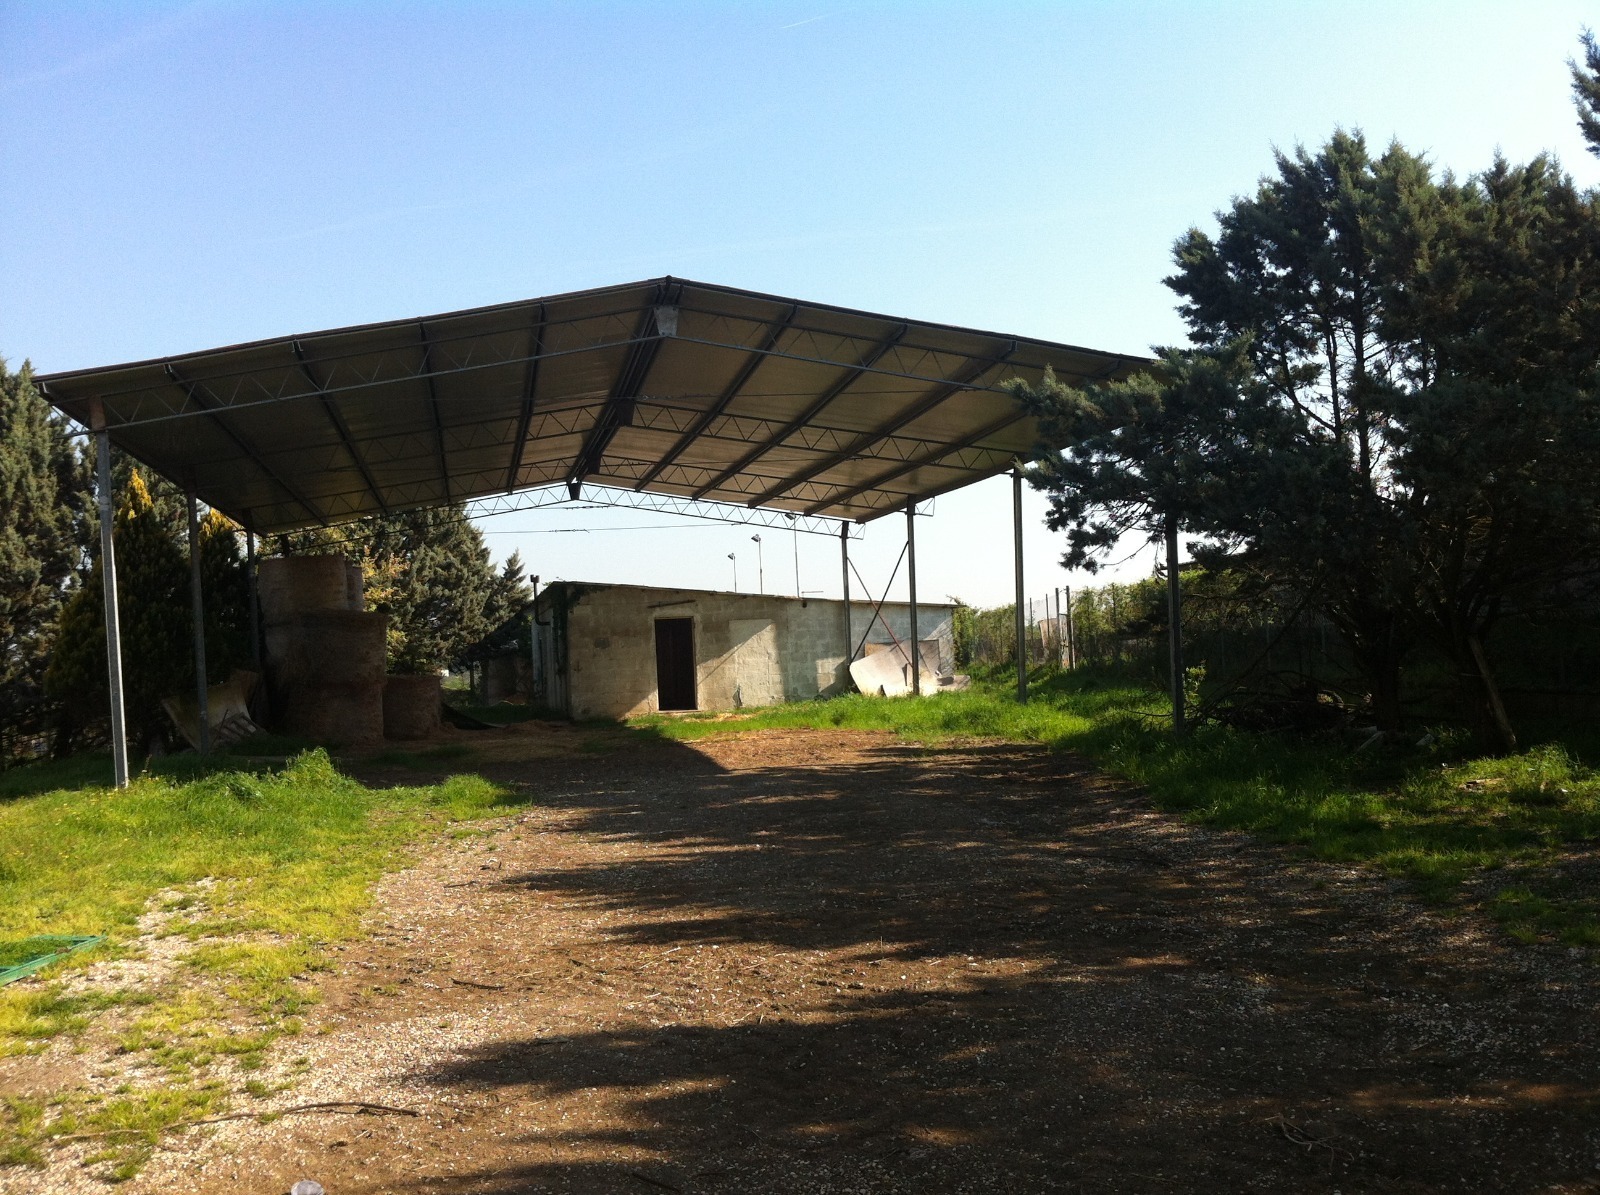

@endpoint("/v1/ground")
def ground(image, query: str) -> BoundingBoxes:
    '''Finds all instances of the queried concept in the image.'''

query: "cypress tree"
[0,359,92,760]
[198,509,251,679]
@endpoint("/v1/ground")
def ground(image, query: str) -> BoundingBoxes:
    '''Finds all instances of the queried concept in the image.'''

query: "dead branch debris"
[1266,1113,1350,1161]
[627,1171,683,1192]
[449,976,507,990]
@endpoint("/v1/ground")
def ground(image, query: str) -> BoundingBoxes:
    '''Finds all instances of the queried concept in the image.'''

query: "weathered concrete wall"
[540,583,952,720]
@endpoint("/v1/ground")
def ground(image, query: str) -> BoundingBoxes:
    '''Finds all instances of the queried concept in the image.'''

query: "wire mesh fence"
[959,573,1600,726]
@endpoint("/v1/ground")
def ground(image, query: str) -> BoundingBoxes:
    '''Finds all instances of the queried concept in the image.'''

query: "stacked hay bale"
[259,555,388,745]
[382,673,441,740]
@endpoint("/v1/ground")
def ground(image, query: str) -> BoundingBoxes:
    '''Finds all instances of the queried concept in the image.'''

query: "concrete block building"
[533,581,954,719]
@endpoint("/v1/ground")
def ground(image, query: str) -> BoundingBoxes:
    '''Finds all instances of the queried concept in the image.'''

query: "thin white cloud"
[0,1,218,93]
[779,13,831,30]
[256,105,778,246]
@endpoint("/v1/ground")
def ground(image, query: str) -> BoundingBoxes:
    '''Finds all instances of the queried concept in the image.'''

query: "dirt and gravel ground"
[15,726,1600,1192]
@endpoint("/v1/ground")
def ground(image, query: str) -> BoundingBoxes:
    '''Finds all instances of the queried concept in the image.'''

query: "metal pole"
[906,503,920,695]
[1013,469,1026,703]
[1166,513,1185,735]
[792,519,801,597]
[840,521,852,667]
[1055,588,1063,668]
[1065,584,1075,669]
[91,401,129,788]
[187,491,211,755]
[246,529,261,668]
[529,575,540,700]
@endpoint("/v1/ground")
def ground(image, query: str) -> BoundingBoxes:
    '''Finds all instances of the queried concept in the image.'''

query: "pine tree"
[1067,131,1600,743]
[0,358,92,760]
[371,507,528,674]
[1571,29,1600,157]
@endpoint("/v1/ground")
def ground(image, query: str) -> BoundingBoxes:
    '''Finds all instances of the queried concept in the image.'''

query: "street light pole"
[751,534,764,594]
[728,552,738,591]
[788,515,800,596]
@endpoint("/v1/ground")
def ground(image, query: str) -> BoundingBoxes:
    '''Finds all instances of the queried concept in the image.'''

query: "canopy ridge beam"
[505,304,547,492]
[690,324,907,500]
[417,321,452,503]
[569,284,674,495]
[633,303,798,491]
[745,344,1017,507]
[292,341,389,515]
[162,365,324,525]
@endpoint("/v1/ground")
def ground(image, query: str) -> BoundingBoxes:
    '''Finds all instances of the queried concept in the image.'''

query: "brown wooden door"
[654,618,697,710]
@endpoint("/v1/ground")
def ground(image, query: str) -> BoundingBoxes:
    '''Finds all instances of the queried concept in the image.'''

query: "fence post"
[1065,584,1075,669]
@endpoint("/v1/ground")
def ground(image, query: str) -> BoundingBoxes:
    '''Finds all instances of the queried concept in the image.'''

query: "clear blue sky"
[3,1,1595,609]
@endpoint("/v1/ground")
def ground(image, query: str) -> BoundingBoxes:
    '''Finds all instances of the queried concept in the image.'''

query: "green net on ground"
[0,935,103,985]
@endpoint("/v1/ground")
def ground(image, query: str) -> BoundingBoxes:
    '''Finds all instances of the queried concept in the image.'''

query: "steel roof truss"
[802,409,1028,516]
[292,341,389,515]
[746,344,1017,507]
[161,365,323,526]
[569,285,673,488]
[633,303,797,491]
[505,306,546,491]
[417,321,452,502]
[689,324,908,499]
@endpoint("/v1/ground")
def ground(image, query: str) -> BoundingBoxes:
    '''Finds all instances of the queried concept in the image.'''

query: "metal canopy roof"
[36,277,1144,535]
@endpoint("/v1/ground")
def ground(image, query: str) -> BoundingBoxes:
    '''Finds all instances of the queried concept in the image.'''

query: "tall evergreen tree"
[1026,131,1600,744]
[0,359,92,759]
[199,509,252,678]
[1571,29,1600,157]
[46,470,194,750]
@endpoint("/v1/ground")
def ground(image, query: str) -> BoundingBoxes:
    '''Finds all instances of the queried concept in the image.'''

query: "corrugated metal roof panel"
[36,276,1146,533]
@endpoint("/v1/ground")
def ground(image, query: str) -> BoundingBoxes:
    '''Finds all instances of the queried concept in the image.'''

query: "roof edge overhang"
[36,276,1153,533]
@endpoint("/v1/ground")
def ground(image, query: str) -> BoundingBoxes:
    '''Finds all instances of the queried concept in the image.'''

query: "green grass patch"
[0,749,515,960]
[0,747,528,1175]
[635,670,1600,947]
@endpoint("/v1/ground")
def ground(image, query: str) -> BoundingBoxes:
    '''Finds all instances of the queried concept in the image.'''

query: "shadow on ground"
[320,731,1600,1193]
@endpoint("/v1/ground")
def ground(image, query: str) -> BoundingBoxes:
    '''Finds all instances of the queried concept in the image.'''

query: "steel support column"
[1166,513,1185,735]
[246,530,261,668]
[840,521,852,671]
[90,401,129,787]
[1013,470,1026,704]
[187,491,210,754]
[906,503,919,695]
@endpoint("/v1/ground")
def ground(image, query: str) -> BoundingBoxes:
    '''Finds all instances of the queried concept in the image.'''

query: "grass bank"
[0,748,524,1176]
[636,670,1600,948]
